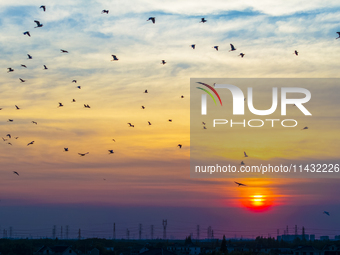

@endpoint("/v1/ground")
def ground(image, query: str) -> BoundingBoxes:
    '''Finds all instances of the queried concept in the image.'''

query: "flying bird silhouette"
[7,142,12,145]
[202,122,206,125]
[302,127,308,130]
[108,150,114,154]
[168,119,172,122]
[84,104,90,108]
[112,139,116,142]
[27,54,32,59]
[294,50,298,56]
[111,55,119,61]
[27,141,34,146]
[23,31,30,37]
[19,78,26,83]
[32,121,37,125]
[72,80,77,83]
[181,95,184,98]
[323,211,330,216]
[148,121,152,125]
[213,46,219,51]
[101,10,109,14]
[21,65,27,68]
[161,60,166,65]
[144,90,148,93]
[2,137,7,141]
[191,44,195,49]
[60,49,68,53]
[72,99,76,102]
[78,152,89,156]
[200,18,207,23]
[178,144,182,148]
[239,53,245,58]
[13,171,19,176]
[7,68,14,73]
[77,86,81,89]
[43,65,48,70]
[58,102,63,107]
[235,181,246,187]
[34,20,43,28]
[244,151,248,157]
[40,5,46,11]
[229,44,236,52]
[64,148,69,152]
[127,123,134,127]
[147,17,155,24]
[203,126,207,129]
[6,134,11,138]
[141,106,145,109]
[241,161,245,165]
[8,119,13,122]
[15,105,20,110]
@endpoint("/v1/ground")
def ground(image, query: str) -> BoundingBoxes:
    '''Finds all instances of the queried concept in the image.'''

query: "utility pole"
[9,227,12,239]
[151,225,154,240]
[113,223,116,240]
[126,229,130,240]
[78,229,81,240]
[295,225,297,236]
[162,220,167,239]
[197,225,200,240]
[61,226,63,239]
[286,225,289,235]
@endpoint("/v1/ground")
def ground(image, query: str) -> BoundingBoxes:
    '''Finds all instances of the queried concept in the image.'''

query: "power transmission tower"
[61,226,63,239]
[295,225,297,236]
[207,226,212,239]
[66,225,69,239]
[52,225,56,239]
[286,225,289,235]
[151,225,154,240]
[139,224,142,240]
[126,229,130,240]
[162,220,167,239]
[113,223,116,240]
[9,227,12,239]
[197,225,200,240]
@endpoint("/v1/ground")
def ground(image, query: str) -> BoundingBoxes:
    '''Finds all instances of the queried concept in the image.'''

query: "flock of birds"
[2,5,340,203]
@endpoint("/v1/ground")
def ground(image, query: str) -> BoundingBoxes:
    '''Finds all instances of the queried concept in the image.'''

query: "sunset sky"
[1,0,340,240]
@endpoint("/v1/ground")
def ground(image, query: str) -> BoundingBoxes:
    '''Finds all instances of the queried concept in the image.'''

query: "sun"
[242,194,273,212]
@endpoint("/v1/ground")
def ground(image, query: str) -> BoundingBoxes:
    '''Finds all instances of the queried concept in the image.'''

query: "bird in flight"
[127,123,135,127]
[112,139,116,142]
[200,18,207,23]
[239,53,245,58]
[111,55,119,61]
[13,171,19,176]
[72,99,76,102]
[323,211,330,216]
[19,78,26,83]
[77,86,81,89]
[23,31,30,37]
[147,17,155,24]
[72,80,77,83]
[64,148,69,152]
[2,137,7,141]
[235,181,246,187]
[178,144,182,148]
[294,50,298,56]
[302,126,308,130]
[213,46,219,51]
[7,142,12,145]
[144,89,148,93]
[336,32,340,39]
[148,121,152,125]
[191,44,195,49]
[58,102,64,107]
[21,65,27,68]
[27,54,32,59]
[27,141,34,146]
[203,126,207,129]
[101,10,109,14]
[32,121,37,125]
[6,134,11,138]
[8,119,13,122]
[229,44,236,52]
[141,106,145,109]
[161,60,166,65]
[181,95,184,98]
[241,161,245,165]
[108,150,114,154]
[244,151,248,157]
[60,49,68,53]
[34,20,43,28]
[15,105,20,110]
[40,5,46,11]
[84,104,90,108]
[43,65,48,70]
[78,152,89,156]
[7,68,14,73]
[168,119,172,122]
